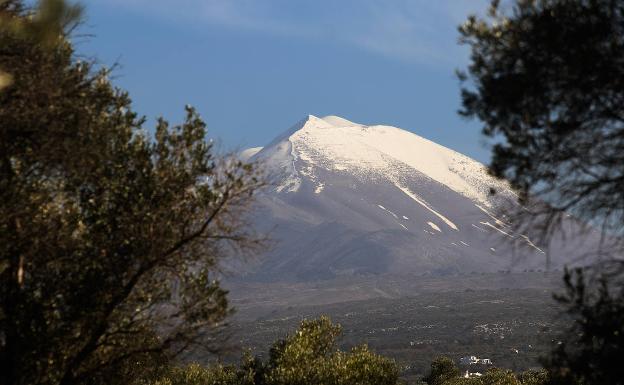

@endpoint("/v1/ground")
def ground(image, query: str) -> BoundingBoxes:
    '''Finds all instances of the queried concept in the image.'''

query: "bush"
[155,316,400,385]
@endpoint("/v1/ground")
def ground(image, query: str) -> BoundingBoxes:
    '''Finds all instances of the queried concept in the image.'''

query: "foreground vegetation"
[1,1,262,384]
[155,317,398,385]
[154,317,550,385]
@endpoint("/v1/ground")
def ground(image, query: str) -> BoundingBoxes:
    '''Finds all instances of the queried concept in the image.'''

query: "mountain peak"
[238,116,592,281]
[254,114,513,206]
[299,115,361,130]
[281,115,333,137]
[302,114,333,128]
[320,115,360,127]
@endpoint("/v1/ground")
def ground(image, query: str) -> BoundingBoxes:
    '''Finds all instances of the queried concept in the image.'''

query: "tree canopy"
[540,267,624,385]
[422,355,548,385]
[459,1,624,384]
[154,317,400,385]
[0,2,263,384]
[424,356,461,385]
[459,0,624,241]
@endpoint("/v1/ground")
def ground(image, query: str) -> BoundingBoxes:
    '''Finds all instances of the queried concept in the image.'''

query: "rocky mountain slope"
[239,115,591,281]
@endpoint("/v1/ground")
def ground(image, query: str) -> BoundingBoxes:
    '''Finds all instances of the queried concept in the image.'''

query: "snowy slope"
[241,115,591,281]
[256,115,511,205]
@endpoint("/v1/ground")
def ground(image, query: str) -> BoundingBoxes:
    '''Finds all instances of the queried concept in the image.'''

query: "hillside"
[234,115,593,282]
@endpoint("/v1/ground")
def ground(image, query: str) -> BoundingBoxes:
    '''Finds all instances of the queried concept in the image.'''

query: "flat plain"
[224,272,566,378]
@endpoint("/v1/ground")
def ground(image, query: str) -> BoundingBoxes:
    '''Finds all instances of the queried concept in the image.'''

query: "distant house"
[459,356,493,366]
[460,356,479,366]
[464,370,483,378]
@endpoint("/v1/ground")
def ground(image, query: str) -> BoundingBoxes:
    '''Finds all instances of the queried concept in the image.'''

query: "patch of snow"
[276,178,300,193]
[314,182,325,194]
[240,146,263,161]
[377,204,399,219]
[471,224,488,233]
[396,184,458,231]
[475,204,509,227]
[460,241,470,246]
[402,215,409,220]
[427,222,442,232]
[490,247,496,252]
[520,235,545,254]
[399,223,408,230]
[480,221,513,238]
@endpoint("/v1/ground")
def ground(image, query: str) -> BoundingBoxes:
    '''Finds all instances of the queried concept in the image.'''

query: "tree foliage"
[0,2,263,384]
[155,317,400,385]
[459,0,624,241]
[152,363,239,385]
[424,356,461,385]
[459,1,624,384]
[0,0,83,90]
[423,356,548,385]
[541,267,624,385]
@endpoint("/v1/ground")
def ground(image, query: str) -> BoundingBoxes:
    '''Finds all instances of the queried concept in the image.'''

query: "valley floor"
[222,272,566,378]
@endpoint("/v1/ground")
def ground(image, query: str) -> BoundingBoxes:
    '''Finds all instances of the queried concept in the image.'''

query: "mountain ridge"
[252,114,513,205]
[236,115,591,282]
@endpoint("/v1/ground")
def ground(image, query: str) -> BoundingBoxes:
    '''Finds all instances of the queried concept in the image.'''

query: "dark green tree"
[437,368,548,385]
[152,363,240,385]
[541,267,624,385]
[459,0,624,241]
[155,316,400,385]
[459,1,624,384]
[424,356,461,385]
[442,368,520,385]
[517,370,549,385]
[263,316,399,385]
[0,0,83,90]
[0,2,263,385]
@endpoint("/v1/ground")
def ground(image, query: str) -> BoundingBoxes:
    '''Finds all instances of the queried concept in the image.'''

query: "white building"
[459,356,493,366]
[464,370,483,378]
[460,356,479,365]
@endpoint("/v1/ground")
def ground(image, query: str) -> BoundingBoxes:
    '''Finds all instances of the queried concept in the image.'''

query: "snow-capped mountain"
[241,115,588,281]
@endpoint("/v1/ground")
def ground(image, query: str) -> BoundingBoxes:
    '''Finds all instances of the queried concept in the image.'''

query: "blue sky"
[80,0,492,162]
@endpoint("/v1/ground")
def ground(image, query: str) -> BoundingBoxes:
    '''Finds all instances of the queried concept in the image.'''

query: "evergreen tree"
[458,0,624,241]
[0,2,263,384]
[459,1,624,384]
[424,356,461,385]
[541,267,624,385]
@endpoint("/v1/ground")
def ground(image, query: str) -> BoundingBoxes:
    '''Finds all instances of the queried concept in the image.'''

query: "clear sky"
[79,0,492,163]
